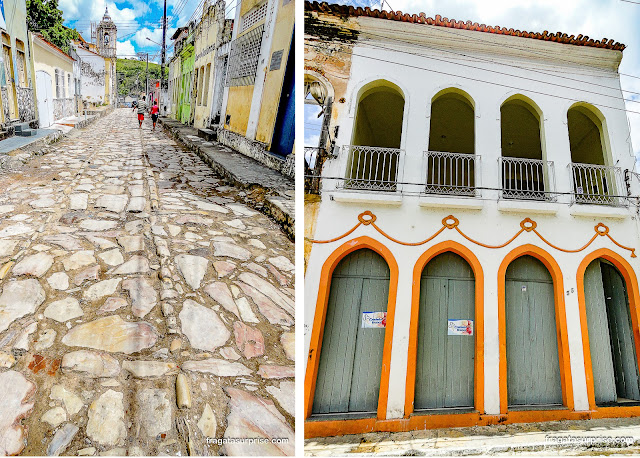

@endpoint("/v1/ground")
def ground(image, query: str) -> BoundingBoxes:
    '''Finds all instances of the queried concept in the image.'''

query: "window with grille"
[55,69,62,98]
[203,63,211,106]
[239,2,268,34]
[225,24,264,87]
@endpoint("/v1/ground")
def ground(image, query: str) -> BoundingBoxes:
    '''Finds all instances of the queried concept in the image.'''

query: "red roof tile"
[305,1,625,51]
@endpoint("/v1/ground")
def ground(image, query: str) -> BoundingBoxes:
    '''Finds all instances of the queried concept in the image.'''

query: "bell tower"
[97,7,117,58]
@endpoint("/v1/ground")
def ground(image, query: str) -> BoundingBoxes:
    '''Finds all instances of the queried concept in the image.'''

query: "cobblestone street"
[0,109,295,456]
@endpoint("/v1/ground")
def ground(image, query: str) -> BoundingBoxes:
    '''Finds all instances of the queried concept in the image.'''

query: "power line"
[305,42,640,117]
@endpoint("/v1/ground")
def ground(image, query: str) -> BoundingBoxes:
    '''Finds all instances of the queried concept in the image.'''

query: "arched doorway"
[505,255,563,407]
[415,252,475,411]
[312,248,391,415]
[583,258,640,405]
[426,89,476,196]
[346,80,404,191]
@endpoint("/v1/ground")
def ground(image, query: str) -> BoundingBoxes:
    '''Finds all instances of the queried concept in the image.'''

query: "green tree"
[26,0,79,54]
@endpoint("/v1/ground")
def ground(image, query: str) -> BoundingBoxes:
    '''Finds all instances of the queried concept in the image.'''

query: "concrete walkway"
[305,417,640,456]
[160,118,294,239]
[0,128,59,154]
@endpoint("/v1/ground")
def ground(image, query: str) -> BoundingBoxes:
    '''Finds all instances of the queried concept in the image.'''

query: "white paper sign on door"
[448,319,473,335]
[362,311,387,328]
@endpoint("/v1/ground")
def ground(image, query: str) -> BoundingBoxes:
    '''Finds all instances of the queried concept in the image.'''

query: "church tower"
[97,7,117,58]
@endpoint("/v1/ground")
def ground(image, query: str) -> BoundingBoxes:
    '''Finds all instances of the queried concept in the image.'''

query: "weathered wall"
[33,37,75,122]
[16,87,34,121]
[217,127,287,171]
[224,85,253,134]
[1,88,9,121]
[53,98,74,120]
[75,47,107,106]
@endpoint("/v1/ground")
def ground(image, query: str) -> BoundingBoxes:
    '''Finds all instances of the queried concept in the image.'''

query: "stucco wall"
[224,85,254,134]
[16,87,34,121]
[304,17,637,423]
[76,48,106,106]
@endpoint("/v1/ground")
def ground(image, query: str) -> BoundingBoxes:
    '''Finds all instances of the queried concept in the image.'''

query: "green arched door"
[312,249,390,415]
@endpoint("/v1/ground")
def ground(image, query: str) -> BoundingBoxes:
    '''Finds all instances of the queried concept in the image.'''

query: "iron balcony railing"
[343,145,402,192]
[570,162,625,206]
[424,151,478,197]
[500,157,555,201]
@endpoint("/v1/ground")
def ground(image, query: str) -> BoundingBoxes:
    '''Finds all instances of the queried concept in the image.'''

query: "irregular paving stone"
[213,260,236,277]
[236,281,293,326]
[95,195,128,213]
[0,351,16,368]
[266,381,295,417]
[219,347,242,360]
[197,404,216,438]
[235,297,260,323]
[0,222,35,238]
[175,254,209,290]
[42,407,67,427]
[34,329,57,351]
[111,255,150,275]
[47,422,79,456]
[61,350,121,377]
[69,194,88,210]
[86,390,126,446]
[122,277,157,317]
[0,371,36,456]
[98,248,124,266]
[73,264,101,286]
[80,220,118,231]
[85,235,117,250]
[117,236,144,253]
[62,315,157,354]
[43,234,85,251]
[0,279,46,333]
[83,278,121,301]
[47,272,69,290]
[97,297,128,314]
[44,297,83,322]
[268,256,295,272]
[280,332,294,361]
[234,321,265,359]
[212,241,251,261]
[176,373,192,409]
[0,204,15,215]
[179,299,230,351]
[50,385,83,416]
[126,197,145,213]
[12,252,54,277]
[30,197,56,208]
[62,250,96,271]
[13,322,37,350]
[122,360,178,378]
[257,365,295,379]
[223,388,294,456]
[204,282,240,317]
[224,219,246,230]
[182,358,251,376]
[239,272,294,315]
[0,239,19,257]
[136,389,172,437]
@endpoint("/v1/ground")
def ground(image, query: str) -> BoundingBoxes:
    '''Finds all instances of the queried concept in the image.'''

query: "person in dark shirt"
[137,96,147,128]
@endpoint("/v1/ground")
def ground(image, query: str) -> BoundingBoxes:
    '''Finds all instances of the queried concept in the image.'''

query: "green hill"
[116,58,163,96]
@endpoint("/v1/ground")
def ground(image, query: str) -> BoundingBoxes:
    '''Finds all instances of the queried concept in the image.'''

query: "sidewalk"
[305,417,640,456]
[160,117,294,239]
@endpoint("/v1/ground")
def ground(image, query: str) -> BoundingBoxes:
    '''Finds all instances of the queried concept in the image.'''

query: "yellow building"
[31,33,75,127]
[218,0,295,177]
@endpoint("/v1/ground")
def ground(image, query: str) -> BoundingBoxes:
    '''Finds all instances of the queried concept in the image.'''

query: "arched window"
[426,89,476,196]
[345,80,404,191]
[567,104,619,205]
[500,96,550,200]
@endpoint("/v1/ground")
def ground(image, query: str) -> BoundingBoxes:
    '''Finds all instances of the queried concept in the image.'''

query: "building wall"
[304,17,639,429]
[74,46,107,107]
[32,37,75,121]
[178,43,194,124]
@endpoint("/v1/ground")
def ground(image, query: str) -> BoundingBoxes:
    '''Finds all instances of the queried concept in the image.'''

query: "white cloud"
[116,39,137,57]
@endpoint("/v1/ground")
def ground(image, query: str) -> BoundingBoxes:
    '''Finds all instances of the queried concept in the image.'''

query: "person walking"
[150,101,159,131]
[131,99,137,113]
[137,96,147,128]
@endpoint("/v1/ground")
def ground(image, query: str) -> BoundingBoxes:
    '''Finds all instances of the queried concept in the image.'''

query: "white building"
[304,2,640,438]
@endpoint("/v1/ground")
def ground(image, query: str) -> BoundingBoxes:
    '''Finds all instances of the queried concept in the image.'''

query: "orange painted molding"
[304,236,399,420]
[497,244,574,415]
[575,248,640,410]
[404,241,484,417]
[311,212,636,258]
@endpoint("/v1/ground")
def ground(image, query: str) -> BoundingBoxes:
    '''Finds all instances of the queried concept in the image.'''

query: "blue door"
[271,30,294,157]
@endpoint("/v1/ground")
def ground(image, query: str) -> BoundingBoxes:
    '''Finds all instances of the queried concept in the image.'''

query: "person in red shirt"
[150,101,160,131]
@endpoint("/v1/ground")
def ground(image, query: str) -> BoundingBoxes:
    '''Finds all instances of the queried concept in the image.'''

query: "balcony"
[501,157,555,201]
[424,151,478,197]
[570,163,625,206]
[342,145,402,192]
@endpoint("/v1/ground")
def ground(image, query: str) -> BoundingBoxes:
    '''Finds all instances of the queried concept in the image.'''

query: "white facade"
[305,14,640,429]
[73,45,107,106]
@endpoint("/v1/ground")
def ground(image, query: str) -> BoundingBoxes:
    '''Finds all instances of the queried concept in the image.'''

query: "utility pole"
[161,0,167,115]
[146,53,149,101]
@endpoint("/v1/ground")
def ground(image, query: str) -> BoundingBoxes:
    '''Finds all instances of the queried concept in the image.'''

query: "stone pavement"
[160,118,295,239]
[0,108,295,456]
[305,417,640,456]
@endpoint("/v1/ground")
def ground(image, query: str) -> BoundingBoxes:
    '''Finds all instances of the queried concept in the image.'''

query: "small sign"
[577,186,584,195]
[270,50,284,71]
[521,285,527,292]
[362,312,386,328]
[448,319,473,336]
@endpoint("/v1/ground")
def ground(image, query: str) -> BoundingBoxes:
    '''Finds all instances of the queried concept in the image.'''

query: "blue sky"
[304,0,640,162]
[60,0,237,62]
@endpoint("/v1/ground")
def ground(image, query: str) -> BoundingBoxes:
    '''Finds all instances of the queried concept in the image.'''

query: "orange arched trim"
[497,244,574,414]
[576,248,640,410]
[304,236,399,420]
[404,241,484,417]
